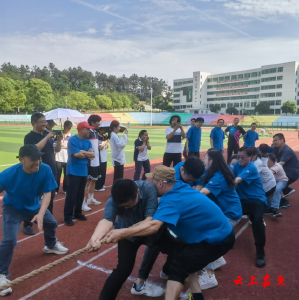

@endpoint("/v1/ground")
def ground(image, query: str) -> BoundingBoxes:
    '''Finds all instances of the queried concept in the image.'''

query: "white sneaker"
[213,256,226,269]
[198,270,218,290]
[263,219,266,227]
[160,270,169,280]
[0,275,12,296]
[131,281,164,297]
[95,188,105,192]
[43,241,69,255]
[87,198,102,205]
[179,289,190,300]
[241,215,248,219]
[103,185,107,188]
[82,200,91,211]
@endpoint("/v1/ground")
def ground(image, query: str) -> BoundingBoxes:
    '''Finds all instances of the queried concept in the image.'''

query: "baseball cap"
[17,144,44,159]
[77,121,94,131]
[145,165,176,182]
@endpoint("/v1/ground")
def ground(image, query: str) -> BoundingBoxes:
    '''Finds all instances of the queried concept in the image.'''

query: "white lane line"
[17,208,105,243]
[235,221,250,239]
[0,163,16,167]
[18,245,118,300]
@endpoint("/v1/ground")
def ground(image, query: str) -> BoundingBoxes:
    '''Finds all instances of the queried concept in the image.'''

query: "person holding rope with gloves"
[88,166,235,300]
[0,144,69,296]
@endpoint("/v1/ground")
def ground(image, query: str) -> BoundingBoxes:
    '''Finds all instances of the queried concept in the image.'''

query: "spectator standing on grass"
[183,118,196,159]
[23,113,62,236]
[265,153,288,217]
[210,119,225,151]
[225,118,246,163]
[55,120,73,194]
[232,146,267,268]
[95,127,109,192]
[133,130,151,181]
[109,120,128,182]
[243,123,259,147]
[272,133,299,208]
[0,145,68,297]
[186,117,204,158]
[64,122,95,226]
[82,115,102,212]
[163,115,186,167]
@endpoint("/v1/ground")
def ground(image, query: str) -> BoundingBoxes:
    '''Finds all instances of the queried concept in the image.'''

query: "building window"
[297,100,299,105]
[262,68,277,74]
[234,103,239,107]
[225,76,230,80]
[276,92,282,97]
[298,92,299,96]
[278,67,283,72]
[219,77,224,81]
[261,77,276,82]
[261,85,276,90]
[221,103,226,107]
[200,82,202,85]
[275,109,280,114]
[244,73,250,78]
[276,84,282,88]
[251,72,258,77]
[270,109,274,114]
[277,76,283,80]
[213,78,218,82]
[231,75,237,80]
[173,94,180,97]
[238,74,243,79]
[174,100,180,103]
[260,93,275,98]
[276,100,281,105]
[251,102,257,107]
[201,75,202,79]
[208,78,212,82]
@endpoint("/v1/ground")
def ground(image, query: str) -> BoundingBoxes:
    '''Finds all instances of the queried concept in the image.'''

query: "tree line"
[0,62,173,113]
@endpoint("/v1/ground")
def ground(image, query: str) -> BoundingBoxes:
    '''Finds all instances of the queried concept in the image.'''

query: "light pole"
[150,88,153,126]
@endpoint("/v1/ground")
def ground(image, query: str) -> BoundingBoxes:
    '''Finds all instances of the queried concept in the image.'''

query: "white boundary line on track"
[18,245,118,300]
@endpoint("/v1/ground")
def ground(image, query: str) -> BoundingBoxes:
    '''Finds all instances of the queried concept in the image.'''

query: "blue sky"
[1,0,299,85]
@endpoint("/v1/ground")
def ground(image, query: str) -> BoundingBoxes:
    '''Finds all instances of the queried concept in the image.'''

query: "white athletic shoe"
[87,198,102,205]
[284,189,295,197]
[82,200,91,211]
[94,188,105,192]
[198,270,218,290]
[131,281,164,297]
[241,215,248,219]
[160,270,169,280]
[103,185,107,188]
[0,275,12,296]
[213,256,227,270]
[263,219,266,227]
[180,289,191,300]
[43,241,69,255]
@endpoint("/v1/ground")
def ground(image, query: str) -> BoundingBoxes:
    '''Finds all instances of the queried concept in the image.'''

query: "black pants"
[113,164,124,182]
[133,160,151,181]
[99,229,177,300]
[56,162,67,192]
[64,175,87,222]
[227,140,239,163]
[265,186,276,198]
[96,162,107,190]
[241,200,266,258]
[163,152,181,167]
[282,176,298,195]
[188,151,200,158]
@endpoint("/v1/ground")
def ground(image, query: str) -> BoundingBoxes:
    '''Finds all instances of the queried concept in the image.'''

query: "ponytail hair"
[138,130,147,139]
[108,120,120,139]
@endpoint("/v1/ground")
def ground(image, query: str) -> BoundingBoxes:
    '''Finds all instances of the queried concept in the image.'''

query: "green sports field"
[0,126,269,173]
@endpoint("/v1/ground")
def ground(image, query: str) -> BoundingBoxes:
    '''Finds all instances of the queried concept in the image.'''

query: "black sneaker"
[265,207,274,215]
[23,226,36,235]
[73,214,87,221]
[272,208,282,217]
[256,255,266,268]
[64,220,74,226]
[279,198,290,208]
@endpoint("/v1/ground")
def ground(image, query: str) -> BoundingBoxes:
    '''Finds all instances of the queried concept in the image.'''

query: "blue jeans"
[0,205,57,277]
[271,181,287,209]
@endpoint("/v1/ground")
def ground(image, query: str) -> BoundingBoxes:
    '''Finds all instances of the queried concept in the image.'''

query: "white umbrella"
[44,108,84,120]
[99,121,127,133]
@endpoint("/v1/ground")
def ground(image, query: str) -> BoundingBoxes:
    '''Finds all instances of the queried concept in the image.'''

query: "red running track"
[0,132,299,300]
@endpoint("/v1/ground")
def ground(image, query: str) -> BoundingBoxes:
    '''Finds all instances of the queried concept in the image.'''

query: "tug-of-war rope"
[0,239,107,291]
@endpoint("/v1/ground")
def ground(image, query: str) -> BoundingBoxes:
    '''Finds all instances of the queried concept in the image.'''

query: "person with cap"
[0,145,69,296]
[86,178,177,299]
[63,121,95,226]
[23,113,63,235]
[88,165,235,300]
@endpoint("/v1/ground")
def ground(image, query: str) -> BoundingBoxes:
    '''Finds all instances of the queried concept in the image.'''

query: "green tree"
[210,104,221,113]
[95,94,112,110]
[281,101,297,115]
[139,104,145,112]
[254,102,271,114]
[64,90,93,111]
[226,107,238,115]
[25,78,54,112]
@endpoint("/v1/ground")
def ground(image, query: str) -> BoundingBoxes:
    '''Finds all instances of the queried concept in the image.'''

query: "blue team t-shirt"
[232,161,267,203]
[210,127,225,150]
[174,162,205,187]
[67,135,93,176]
[0,163,57,215]
[186,126,202,152]
[204,171,242,220]
[153,181,232,244]
[244,130,259,147]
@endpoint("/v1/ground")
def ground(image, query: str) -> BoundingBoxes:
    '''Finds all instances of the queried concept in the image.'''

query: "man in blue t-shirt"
[99,166,234,300]
[0,145,68,296]
[210,118,225,151]
[186,117,204,158]
[243,123,259,147]
[64,122,95,226]
[232,146,267,268]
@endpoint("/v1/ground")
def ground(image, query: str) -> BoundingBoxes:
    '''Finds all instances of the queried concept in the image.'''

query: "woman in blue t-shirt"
[197,149,242,290]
